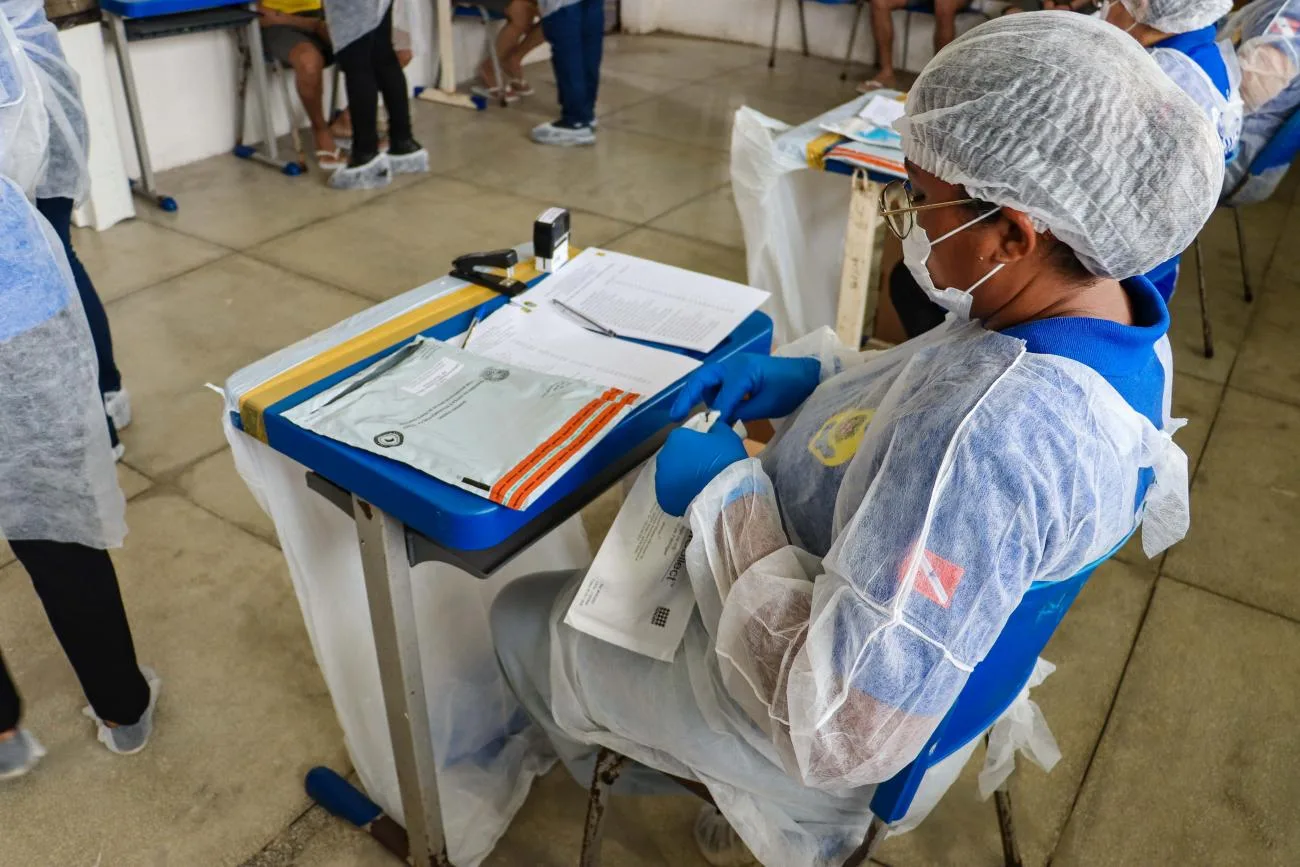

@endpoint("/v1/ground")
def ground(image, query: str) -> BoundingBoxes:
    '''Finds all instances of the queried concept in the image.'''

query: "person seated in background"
[257,0,413,170]
[860,0,968,91]
[1104,0,1242,302]
[492,14,1216,866]
[530,0,604,146]
[1220,0,1300,199]
[473,0,544,101]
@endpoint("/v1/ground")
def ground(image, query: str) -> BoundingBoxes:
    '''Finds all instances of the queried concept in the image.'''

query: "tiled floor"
[2,32,1298,867]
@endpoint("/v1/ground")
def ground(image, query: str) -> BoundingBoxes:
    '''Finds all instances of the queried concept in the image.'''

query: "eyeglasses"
[878,179,980,239]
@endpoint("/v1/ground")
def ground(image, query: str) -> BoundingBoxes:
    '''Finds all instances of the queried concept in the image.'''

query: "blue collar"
[1001,275,1169,377]
[1153,24,1219,54]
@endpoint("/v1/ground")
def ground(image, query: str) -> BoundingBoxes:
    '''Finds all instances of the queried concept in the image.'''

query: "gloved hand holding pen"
[669,354,821,425]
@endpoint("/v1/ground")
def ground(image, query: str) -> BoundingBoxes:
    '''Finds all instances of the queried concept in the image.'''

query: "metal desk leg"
[233,16,305,176]
[106,13,177,212]
[834,169,885,348]
[354,497,447,867]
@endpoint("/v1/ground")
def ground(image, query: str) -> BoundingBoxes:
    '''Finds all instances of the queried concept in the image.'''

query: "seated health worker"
[1104,0,1242,301]
[1220,0,1300,201]
[491,13,1219,867]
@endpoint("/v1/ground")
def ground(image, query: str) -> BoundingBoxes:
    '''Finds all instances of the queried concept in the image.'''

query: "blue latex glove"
[654,423,748,517]
[670,353,821,424]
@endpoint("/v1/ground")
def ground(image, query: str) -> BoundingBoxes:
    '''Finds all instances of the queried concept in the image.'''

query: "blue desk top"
[100,0,247,19]
[234,292,773,552]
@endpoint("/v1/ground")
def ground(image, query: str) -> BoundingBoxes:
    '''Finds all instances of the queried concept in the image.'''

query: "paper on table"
[526,248,769,354]
[819,116,903,149]
[563,412,724,661]
[464,302,700,398]
[856,93,906,127]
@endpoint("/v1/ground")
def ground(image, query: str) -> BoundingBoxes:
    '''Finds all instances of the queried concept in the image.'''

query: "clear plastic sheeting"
[1221,0,1300,203]
[731,97,879,345]
[223,275,593,867]
[1121,0,1232,33]
[0,11,47,195]
[2,0,89,203]
[322,0,394,54]
[0,175,124,548]
[898,12,1223,279]
[546,320,1188,866]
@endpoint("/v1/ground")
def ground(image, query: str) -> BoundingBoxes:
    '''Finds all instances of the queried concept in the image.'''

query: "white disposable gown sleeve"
[683,377,1130,791]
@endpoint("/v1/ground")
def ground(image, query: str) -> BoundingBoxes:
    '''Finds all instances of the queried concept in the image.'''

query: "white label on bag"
[401,357,464,396]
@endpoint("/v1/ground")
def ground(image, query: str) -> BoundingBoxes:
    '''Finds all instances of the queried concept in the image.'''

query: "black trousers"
[0,541,149,733]
[335,6,413,164]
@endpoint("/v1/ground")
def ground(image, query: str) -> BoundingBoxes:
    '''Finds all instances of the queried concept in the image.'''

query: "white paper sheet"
[857,93,907,127]
[463,302,701,398]
[526,248,769,353]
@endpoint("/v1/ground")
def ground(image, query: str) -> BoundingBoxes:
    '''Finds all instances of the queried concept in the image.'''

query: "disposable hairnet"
[0,176,125,548]
[322,0,393,53]
[1121,0,1232,34]
[2,0,89,203]
[0,11,47,195]
[897,12,1223,279]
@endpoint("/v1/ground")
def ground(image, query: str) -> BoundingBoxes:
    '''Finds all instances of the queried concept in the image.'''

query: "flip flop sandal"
[510,78,535,96]
[316,148,347,170]
[472,83,521,103]
[857,79,890,94]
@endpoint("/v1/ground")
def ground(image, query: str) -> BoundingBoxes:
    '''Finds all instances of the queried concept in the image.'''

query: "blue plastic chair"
[768,0,865,80]
[577,536,1131,867]
[1193,106,1300,358]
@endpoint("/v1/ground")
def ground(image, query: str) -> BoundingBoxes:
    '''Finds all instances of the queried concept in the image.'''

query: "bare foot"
[312,128,339,155]
[330,111,353,141]
[479,58,500,89]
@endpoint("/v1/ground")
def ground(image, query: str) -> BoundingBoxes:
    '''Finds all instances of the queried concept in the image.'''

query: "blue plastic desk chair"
[768,0,865,80]
[1193,106,1300,358]
[453,1,511,107]
[578,535,1131,867]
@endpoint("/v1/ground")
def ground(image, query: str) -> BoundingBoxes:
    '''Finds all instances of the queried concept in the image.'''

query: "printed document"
[527,248,769,353]
[463,302,700,397]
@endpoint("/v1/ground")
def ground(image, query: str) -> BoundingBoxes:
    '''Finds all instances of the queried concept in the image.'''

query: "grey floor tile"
[599,34,768,81]
[0,494,346,867]
[601,82,822,152]
[1231,208,1300,407]
[138,148,420,250]
[712,53,876,112]
[71,219,229,302]
[1163,388,1300,620]
[877,559,1154,867]
[107,255,370,477]
[177,448,278,546]
[606,227,748,285]
[450,127,730,224]
[1054,579,1300,867]
[249,177,632,302]
[649,185,744,250]
[515,67,686,121]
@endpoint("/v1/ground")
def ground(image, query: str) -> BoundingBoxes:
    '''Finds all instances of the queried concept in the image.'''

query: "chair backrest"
[868,534,1131,823]
[1250,103,1300,175]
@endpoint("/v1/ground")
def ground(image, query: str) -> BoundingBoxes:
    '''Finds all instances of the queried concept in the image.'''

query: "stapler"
[450,249,528,296]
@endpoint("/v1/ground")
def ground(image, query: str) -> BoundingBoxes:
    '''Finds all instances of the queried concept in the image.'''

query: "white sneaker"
[105,388,132,431]
[530,120,596,147]
[693,805,759,867]
[0,729,45,781]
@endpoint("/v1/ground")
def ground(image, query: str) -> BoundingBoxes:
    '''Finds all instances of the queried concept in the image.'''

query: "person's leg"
[541,3,588,126]
[335,27,381,164]
[33,198,121,398]
[867,0,910,86]
[483,0,531,87]
[507,23,546,82]
[287,41,336,153]
[370,6,414,148]
[10,540,150,728]
[578,0,604,124]
[0,649,21,736]
[933,0,962,53]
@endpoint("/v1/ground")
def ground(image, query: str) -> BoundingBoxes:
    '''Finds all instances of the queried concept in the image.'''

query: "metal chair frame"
[768,0,867,81]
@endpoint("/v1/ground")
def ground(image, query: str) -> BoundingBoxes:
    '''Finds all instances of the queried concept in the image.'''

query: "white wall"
[622,0,987,74]
[84,3,542,176]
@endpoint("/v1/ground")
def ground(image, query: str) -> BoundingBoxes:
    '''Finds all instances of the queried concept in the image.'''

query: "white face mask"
[901,207,1005,321]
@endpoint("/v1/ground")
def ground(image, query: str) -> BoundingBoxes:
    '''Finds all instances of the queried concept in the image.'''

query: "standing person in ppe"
[491,13,1218,867]
[1103,0,1242,301]
[529,0,604,146]
[323,0,425,189]
[0,16,158,780]
[2,0,131,455]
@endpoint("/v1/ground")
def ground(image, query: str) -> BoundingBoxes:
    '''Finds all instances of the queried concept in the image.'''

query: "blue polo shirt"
[1146,25,1234,301]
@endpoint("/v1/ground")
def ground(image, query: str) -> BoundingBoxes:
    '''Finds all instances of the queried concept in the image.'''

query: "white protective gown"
[322,0,394,53]
[547,320,1188,866]
[1150,45,1244,160]
[2,0,89,203]
[0,15,123,549]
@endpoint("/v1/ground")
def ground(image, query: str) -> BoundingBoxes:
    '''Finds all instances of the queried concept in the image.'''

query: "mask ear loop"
[930,206,1002,247]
